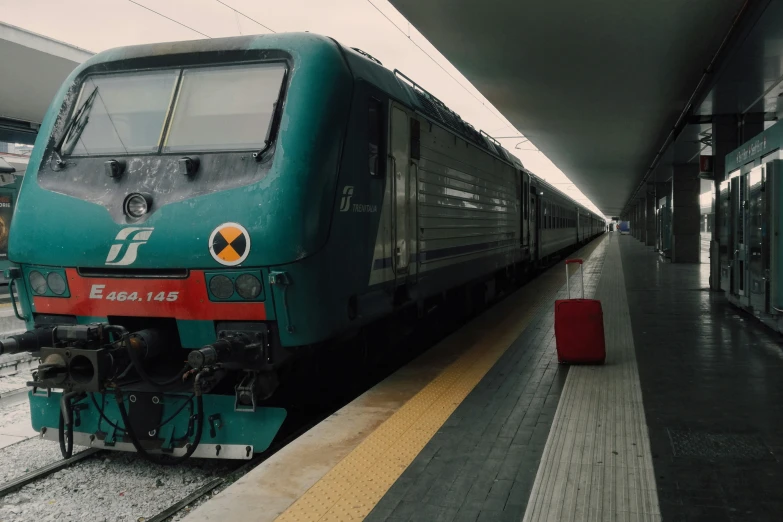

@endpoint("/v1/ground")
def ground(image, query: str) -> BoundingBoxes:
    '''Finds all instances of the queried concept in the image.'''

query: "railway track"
[0,352,35,379]
[0,447,103,498]
[0,400,325,522]
[0,444,224,521]
[0,385,28,409]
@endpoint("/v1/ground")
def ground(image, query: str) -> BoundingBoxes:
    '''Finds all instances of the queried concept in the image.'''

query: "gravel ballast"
[0,444,233,522]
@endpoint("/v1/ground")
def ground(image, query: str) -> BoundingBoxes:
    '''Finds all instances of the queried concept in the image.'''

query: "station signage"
[735,135,768,165]
[699,155,713,173]
[698,155,714,180]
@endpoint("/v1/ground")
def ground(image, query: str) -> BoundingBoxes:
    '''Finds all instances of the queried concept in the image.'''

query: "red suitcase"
[554,259,605,364]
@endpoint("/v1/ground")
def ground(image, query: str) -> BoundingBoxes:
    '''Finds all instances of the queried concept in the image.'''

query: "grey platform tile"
[523,235,661,522]
[476,510,503,522]
[366,238,608,522]
[389,500,420,520]
[409,503,446,521]
[452,506,481,522]
[431,507,460,522]
[499,504,526,521]
[365,508,396,522]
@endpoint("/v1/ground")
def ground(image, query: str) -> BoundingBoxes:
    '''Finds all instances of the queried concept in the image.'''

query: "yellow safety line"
[276,238,606,522]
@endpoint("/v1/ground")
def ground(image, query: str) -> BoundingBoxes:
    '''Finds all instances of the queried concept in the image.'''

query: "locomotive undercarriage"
[0,319,290,462]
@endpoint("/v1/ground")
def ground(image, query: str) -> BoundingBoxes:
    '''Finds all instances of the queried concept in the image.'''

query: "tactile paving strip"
[275,237,608,522]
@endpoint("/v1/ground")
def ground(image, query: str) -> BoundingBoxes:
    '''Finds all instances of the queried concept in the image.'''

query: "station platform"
[186,233,783,522]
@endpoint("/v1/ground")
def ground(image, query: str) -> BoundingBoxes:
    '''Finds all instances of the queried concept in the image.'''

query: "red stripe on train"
[32,268,267,321]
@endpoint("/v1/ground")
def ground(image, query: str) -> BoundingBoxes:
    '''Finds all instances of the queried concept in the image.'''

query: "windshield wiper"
[53,86,99,164]
[253,101,278,161]
[253,72,288,162]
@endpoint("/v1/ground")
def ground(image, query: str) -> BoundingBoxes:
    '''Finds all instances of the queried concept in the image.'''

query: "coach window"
[544,202,549,228]
[368,98,383,177]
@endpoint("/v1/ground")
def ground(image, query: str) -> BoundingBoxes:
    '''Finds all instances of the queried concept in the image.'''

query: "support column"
[636,203,643,241]
[711,115,739,290]
[656,181,671,254]
[672,163,700,263]
[645,185,656,247]
[640,199,647,244]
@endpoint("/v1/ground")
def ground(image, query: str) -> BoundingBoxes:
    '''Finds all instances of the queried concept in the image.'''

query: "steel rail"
[0,448,103,498]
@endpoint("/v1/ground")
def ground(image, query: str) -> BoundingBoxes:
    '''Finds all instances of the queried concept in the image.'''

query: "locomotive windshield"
[61,62,287,156]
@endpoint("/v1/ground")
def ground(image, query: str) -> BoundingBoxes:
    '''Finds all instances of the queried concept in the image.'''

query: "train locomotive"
[0,33,604,461]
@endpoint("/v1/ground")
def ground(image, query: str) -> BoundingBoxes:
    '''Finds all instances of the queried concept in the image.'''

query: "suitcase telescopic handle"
[565,258,585,299]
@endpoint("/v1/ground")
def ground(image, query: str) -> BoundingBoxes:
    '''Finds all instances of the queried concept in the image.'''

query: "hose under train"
[58,391,85,459]
[113,326,187,388]
[113,370,208,465]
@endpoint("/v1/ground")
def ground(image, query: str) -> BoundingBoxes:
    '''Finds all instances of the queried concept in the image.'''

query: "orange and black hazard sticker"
[209,223,250,266]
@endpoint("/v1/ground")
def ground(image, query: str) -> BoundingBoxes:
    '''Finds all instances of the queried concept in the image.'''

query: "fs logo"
[105,227,154,266]
[339,185,354,212]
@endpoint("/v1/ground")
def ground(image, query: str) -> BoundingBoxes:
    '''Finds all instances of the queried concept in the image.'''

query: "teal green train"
[0,33,604,461]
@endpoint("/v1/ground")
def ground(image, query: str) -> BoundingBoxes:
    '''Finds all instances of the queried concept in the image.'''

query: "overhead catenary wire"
[215,0,277,33]
[358,0,600,211]
[126,0,212,38]
[364,0,510,130]
[126,1,277,38]
[128,0,514,144]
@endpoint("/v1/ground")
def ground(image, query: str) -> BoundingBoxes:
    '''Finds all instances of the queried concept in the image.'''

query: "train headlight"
[235,274,262,299]
[46,272,67,295]
[29,271,47,295]
[209,275,234,299]
[124,193,152,219]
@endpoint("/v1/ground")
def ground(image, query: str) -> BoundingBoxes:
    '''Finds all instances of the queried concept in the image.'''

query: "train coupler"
[234,370,279,412]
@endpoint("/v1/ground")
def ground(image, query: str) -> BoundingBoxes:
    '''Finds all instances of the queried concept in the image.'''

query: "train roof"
[339,45,597,218]
[73,32,596,218]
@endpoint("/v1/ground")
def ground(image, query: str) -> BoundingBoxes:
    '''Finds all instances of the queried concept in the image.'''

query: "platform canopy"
[389,0,777,216]
[0,22,92,145]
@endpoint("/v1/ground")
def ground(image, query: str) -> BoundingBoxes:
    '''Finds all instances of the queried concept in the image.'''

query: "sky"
[0,0,601,214]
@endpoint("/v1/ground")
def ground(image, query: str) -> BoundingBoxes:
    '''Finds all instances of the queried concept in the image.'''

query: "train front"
[0,34,352,461]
